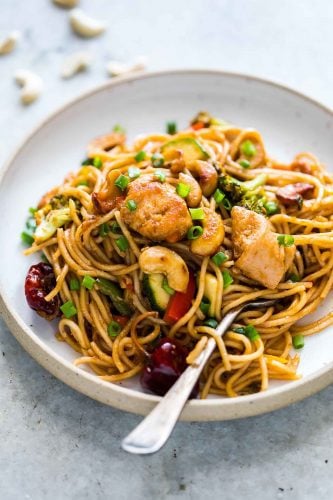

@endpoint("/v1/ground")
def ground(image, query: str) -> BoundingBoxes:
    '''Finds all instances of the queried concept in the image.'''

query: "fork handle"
[121,309,240,454]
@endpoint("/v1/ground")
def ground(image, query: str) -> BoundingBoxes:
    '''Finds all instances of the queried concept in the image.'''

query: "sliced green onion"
[81,158,92,166]
[187,226,203,240]
[203,318,218,328]
[29,207,37,215]
[222,270,233,289]
[134,150,146,162]
[115,174,129,191]
[26,218,37,231]
[115,236,129,252]
[154,170,166,183]
[113,124,126,134]
[128,166,141,179]
[239,159,251,169]
[162,277,175,296]
[126,199,137,211]
[264,200,279,215]
[240,140,257,158]
[212,251,228,266]
[222,197,232,210]
[21,231,34,246]
[166,121,177,135]
[176,183,191,198]
[152,153,165,168]
[77,180,89,187]
[277,234,295,247]
[107,321,121,337]
[99,223,110,237]
[244,324,260,341]
[93,157,103,169]
[189,207,205,220]
[70,278,80,291]
[82,275,96,290]
[60,300,77,319]
[199,298,210,316]
[289,273,300,283]
[110,221,122,234]
[213,189,225,204]
[233,327,246,334]
[292,334,305,349]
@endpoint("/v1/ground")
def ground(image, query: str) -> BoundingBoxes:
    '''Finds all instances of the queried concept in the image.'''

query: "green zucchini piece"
[142,273,171,313]
[161,138,209,162]
[96,278,133,316]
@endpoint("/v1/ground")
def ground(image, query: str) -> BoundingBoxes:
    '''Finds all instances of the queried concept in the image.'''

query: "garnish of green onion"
[222,197,232,210]
[152,153,165,168]
[81,158,92,166]
[166,121,177,135]
[244,324,260,341]
[107,321,121,337]
[115,236,129,252]
[222,270,233,289]
[60,300,77,319]
[134,150,146,162]
[77,180,89,187]
[110,221,122,234]
[21,232,34,246]
[212,251,228,266]
[26,217,37,231]
[187,226,203,240]
[203,318,218,328]
[99,223,110,237]
[29,207,37,215]
[128,166,141,179]
[70,278,80,291]
[189,207,205,220]
[264,200,279,215]
[213,189,225,204]
[162,277,175,296]
[240,140,257,158]
[126,199,137,211]
[289,273,300,283]
[82,275,96,290]
[239,159,251,169]
[233,327,245,334]
[115,174,129,191]
[292,334,305,349]
[176,183,191,198]
[113,124,126,134]
[93,157,103,169]
[154,170,166,183]
[277,234,295,247]
[199,298,211,315]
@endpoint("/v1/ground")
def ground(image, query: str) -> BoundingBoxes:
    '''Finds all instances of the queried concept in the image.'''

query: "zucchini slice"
[143,273,171,313]
[161,138,209,163]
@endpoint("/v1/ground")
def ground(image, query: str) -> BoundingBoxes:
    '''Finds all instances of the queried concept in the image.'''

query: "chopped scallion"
[126,199,137,211]
[154,170,166,182]
[240,140,257,158]
[60,301,77,319]
[21,231,34,246]
[244,324,260,341]
[292,334,305,349]
[29,207,37,215]
[212,251,228,266]
[82,275,96,290]
[93,157,103,169]
[162,278,175,296]
[264,200,279,215]
[239,159,251,169]
[176,183,191,198]
[166,121,177,135]
[222,197,232,210]
[199,298,210,316]
[107,321,121,337]
[203,318,218,328]
[134,150,146,162]
[277,234,295,247]
[213,189,225,204]
[128,166,141,179]
[189,207,204,220]
[110,222,122,234]
[113,124,126,134]
[70,278,80,291]
[222,270,233,289]
[151,153,165,168]
[115,174,129,191]
[99,223,110,237]
[81,158,92,166]
[187,226,203,240]
[289,273,300,283]
[115,236,129,252]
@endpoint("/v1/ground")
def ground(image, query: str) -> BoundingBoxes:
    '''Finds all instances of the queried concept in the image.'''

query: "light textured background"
[1,1,333,499]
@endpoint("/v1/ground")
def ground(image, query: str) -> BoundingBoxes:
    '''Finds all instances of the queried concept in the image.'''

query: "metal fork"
[121,299,276,454]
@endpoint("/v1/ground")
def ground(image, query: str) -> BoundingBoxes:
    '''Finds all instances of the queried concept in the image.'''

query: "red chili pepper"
[113,315,129,328]
[191,121,205,131]
[163,271,196,325]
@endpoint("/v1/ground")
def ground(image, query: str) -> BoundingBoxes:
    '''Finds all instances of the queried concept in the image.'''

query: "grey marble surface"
[1,1,333,499]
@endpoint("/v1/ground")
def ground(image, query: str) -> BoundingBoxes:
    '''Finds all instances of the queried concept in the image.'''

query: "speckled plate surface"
[1,70,333,421]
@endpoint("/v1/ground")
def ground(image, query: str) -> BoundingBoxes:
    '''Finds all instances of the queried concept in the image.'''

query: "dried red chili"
[25,262,59,320]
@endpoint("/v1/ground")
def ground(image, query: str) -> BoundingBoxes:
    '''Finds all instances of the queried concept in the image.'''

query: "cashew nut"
[139,246,189,292]
[61,51,92,79]
[53,0,79,7]
[106,56,147,77]
[187,160,218,197]
[0,30,20,55]
[190,208,225,256]
[178,172,202,207]
[15,70,44,105]
[69,8,106,38]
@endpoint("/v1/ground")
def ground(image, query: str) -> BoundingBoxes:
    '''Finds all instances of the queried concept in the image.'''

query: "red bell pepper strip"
[191,121,205,131]
[163,271,196,325]
[112,315,129,328]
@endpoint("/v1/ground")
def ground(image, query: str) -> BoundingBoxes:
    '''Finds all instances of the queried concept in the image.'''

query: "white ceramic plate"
[1,70,333,421]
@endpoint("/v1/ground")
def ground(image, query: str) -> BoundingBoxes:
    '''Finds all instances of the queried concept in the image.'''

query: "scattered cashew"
[53,0,79,7]
[187,160,218,197]
[178,172,202,207]
[106,56,147,77]
[61,51,92,78]
[69,8,106,38]
[0,30,20,55]
[139,246,189,292]
[190,208,225,256]
[15,70,44,105]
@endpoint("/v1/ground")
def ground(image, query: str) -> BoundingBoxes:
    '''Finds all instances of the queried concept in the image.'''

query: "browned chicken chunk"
[231,206,295,289]
[120,176,192,243]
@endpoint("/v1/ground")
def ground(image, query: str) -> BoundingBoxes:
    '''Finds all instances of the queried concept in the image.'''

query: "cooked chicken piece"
[231,206,295,289]
[120,176,192,243]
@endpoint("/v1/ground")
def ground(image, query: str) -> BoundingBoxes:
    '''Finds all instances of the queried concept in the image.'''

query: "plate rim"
[1,68,333,421]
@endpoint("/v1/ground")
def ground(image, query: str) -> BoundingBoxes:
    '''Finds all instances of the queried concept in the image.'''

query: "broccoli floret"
[218,173,268,214]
